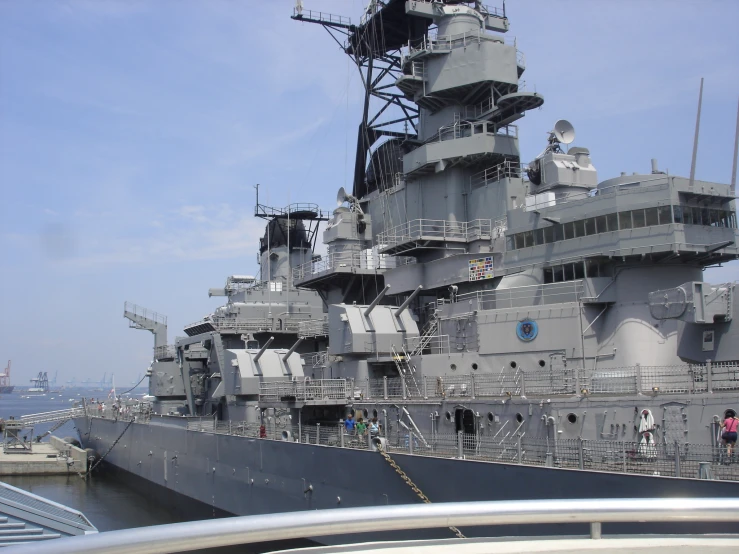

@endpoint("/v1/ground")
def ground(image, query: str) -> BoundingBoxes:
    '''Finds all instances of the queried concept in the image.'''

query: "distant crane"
[29,372,49,393]
[0,361,13,393]
[0,360,11,387]
[49,371,58,387]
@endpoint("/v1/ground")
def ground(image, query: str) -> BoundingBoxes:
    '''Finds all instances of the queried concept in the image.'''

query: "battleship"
[76,0,739,541]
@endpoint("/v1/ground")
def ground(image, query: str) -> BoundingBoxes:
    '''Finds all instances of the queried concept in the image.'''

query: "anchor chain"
[377,444,465,539]
[85,419,134,478]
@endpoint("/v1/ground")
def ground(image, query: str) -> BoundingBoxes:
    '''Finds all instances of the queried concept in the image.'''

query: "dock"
[0,408,88,476]
[0,438,88,476]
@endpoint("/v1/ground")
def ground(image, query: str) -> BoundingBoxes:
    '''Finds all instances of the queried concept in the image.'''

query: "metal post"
[707,359,713,393]
[340,420,345,448]
[578,438,584,470]
[401,375,407,400]
[423,376,428,400]
[590,522,602,540]
[674,441,681,478]
[298,410,302,441]
[316,423,321,445]
[457,431,464,459]
[635,363,642,395]
[622,441,627,473]
[470,374,476,399]
[229,420,232,435]
[517,434,522,464]
[520,372,526,397]
[409,433,414,454]
[383,376,388,400]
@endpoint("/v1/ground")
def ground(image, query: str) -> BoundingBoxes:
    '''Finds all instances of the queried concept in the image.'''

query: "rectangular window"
[574,261,585,279]
[553,265,564,282]
[619,211,632,229]
[534,228,544,245]
[710,209,719,227]
[586,259,599,278]
[507,235,515,250]
[606,212,618,232]
[563,263,574,281]
[515,233,525,249]
[645,207,659,227]
[584,217,596,236]
[543,268,553,284]
[672,206,693,225]
[564,222,574,240]
[595,215,607,234]
[632,209,646,228]
[553,224,564,241]
[574,219,585,238]
[543,226,554,244]
[701,208,710,226]
[523,230,534,247]
[657,205,672,225]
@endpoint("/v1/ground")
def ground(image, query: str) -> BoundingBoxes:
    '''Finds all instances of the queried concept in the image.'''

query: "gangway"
[17,408,84,427]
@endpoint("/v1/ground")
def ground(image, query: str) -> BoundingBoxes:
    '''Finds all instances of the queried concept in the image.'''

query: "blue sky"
[1,1,738,386]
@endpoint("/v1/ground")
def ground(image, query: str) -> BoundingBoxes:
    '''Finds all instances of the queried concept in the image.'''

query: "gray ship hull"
[78,415,739,542]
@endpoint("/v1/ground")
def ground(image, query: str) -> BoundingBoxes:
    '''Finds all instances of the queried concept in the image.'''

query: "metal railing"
[378,218,492,249]
[293,251,414,281]
[292,8,351,27]
[18,498,739,554]
[470,159,528,189]
[259,379,354,402]
[456,280,586,309]
[298,319,329,338]
[123,301,166,325]
[184,316,302,334]
[153,345,176,360]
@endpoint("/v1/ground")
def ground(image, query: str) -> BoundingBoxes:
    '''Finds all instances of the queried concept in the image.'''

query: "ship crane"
[123,301,169,359]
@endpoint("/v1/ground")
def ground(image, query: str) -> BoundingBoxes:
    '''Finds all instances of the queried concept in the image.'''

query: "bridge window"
[508,204,736,251]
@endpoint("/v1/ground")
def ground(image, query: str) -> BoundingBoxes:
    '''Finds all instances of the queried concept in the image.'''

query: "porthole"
[487,412,495,423]
[567,413,578,424]
[510,361,517,369]
[450,363,457,371]
[538,359,546,367]
[363,409,369,418]
[445,411,452,421]
[472,363,478,370]
[372,409,378,419]
[515,413,524,423]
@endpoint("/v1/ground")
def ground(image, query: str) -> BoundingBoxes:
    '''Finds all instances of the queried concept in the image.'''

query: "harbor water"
[0,391,203,531]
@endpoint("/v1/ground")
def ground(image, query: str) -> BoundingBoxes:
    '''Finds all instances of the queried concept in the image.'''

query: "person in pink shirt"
[721,409,739,457]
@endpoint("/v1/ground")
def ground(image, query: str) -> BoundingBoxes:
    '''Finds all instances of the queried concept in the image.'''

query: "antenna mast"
[688,77,704,190]
[731,95,739,196]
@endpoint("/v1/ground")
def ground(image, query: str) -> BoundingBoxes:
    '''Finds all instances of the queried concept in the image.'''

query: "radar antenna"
[291,2,427,198]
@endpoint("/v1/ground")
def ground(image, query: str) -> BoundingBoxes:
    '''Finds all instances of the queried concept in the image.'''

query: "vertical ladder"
[391,345,421,397]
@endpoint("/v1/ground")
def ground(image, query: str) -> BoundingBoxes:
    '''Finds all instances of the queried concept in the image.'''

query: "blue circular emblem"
[516,320,538,342]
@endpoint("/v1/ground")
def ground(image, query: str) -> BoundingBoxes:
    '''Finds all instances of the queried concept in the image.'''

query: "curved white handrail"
[14,497,739,554]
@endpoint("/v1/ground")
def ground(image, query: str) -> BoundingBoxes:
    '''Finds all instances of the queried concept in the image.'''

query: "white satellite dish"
[553,119,575,144]
[336,186,348,207]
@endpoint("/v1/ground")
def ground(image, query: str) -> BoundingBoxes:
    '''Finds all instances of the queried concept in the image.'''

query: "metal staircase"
[410,314,439,357]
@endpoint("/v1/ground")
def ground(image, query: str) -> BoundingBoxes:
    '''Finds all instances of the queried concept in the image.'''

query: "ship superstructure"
[76,1,739,539]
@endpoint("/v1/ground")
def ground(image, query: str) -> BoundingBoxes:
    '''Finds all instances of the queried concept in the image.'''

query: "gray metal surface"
[10,498,739,554]
[74,1,739,544]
